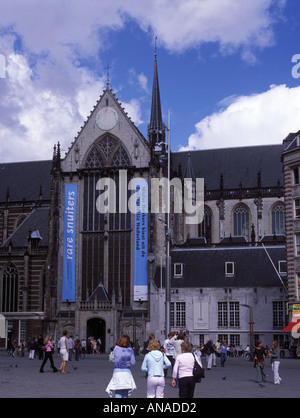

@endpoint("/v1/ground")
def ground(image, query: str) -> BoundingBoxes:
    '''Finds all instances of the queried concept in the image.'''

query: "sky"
[0,0,300,162]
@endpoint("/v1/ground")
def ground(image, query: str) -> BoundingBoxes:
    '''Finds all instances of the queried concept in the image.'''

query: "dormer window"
[174,263,183,277]
[278,260,287,275]
[225,262,235,276]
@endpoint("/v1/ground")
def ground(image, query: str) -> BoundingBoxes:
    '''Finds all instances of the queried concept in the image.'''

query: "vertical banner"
[62,184,77,302]
[134,179,148,301]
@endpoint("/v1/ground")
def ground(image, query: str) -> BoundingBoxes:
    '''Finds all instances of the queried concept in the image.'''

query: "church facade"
[0,55,289,351]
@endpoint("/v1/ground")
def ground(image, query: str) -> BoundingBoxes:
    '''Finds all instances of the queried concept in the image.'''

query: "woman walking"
[39,335,58,373]
[172,341,201,398]
[254,341,267,383]
[105,335,136,398]
[270,340,281,385]
[58,330,69,375]
[141,340,171,398]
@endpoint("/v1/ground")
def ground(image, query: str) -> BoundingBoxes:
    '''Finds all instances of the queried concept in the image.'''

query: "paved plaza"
[0,350,300,399]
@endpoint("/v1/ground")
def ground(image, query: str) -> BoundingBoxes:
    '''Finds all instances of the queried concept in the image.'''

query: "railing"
[79,300,112,311]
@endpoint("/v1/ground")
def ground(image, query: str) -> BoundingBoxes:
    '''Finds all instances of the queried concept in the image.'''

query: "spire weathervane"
[105,64,112,89]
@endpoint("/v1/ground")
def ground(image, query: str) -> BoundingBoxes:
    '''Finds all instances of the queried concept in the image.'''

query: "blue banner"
[62,184,77,302]
[134,179,148,301]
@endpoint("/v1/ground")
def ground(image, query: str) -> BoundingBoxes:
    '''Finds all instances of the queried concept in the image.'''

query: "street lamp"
[241,304,254,353]
[157,111,171,338]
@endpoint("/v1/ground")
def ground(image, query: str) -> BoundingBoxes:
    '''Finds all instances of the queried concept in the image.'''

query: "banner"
[62,184,77,302]
[133,179,148,301]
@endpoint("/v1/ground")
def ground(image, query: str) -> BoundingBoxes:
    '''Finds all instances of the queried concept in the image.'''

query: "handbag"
[192,354,205,382]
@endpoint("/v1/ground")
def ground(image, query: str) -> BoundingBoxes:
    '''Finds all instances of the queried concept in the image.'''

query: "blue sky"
[0,0,300,162]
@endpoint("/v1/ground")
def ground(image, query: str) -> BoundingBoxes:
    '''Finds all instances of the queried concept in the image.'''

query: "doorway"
[86,318,106,352]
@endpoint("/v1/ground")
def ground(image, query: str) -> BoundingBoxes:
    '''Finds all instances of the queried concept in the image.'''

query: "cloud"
[180,84,300,151]
[125,0,286,56]
[0,0,288,162]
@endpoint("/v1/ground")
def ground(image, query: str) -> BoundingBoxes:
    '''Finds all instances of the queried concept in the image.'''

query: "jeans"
[115,389,128,398]
[256,364,266,382]
[221,353,227,367]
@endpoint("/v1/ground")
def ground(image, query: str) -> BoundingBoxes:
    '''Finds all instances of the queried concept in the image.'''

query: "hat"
[147,340,161,351]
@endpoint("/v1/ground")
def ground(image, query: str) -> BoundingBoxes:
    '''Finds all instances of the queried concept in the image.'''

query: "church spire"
[148,38,165,149]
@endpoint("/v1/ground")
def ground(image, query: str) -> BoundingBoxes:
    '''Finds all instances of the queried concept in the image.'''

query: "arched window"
[272,202,285,235]
[233,204,250,240]
[84,135,131,169]
[198,206,212,243]
[2,263,18,312]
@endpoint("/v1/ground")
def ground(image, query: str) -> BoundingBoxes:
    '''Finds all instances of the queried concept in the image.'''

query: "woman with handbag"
[172,341,201,398]
[141,340,171,398]
[39,335,58,373]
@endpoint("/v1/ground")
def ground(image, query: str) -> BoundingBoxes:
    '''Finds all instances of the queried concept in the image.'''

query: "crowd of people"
[7,330,283,397]
[106,332,284,398]
[8,334,102,359]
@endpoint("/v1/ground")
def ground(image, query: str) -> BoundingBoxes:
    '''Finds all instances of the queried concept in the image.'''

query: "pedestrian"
[97,337,102,353]
[218,341,227,367]
[68,335,74,361]
[105,335,136,398]
[163,332,175,376]
[143,333,155,355]
[254,341,267,383]
[193,345,203,367]
[141,340,171,398]
[172,341,201,398]
[37,335,44,360]
[203,339,214,369]
[170,332,185,387]
[28,337,37,360]
[270,340,281,385]
[39,335,58,373]
[75,339,81,361]
[58,330,69,375]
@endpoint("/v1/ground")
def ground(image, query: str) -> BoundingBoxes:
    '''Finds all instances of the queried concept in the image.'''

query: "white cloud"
[125,0,286,55]
[0,0,289,161]
[180,84,300,151]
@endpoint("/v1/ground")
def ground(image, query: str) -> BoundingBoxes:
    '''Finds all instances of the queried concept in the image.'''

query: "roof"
[87,282,110,302]
[0,160,52,202]
[171,144,283,190]
[2,207,50,247]
[154,245,287,289]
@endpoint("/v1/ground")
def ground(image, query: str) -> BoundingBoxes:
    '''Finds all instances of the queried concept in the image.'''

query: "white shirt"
[164,338,175,356]
[172,352,199,379]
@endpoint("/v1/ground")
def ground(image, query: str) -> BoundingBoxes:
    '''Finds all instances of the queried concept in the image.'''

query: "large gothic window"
[272,202,285,235]
[2,263,18,312]
[233,204,250,240]
[84,135,131,169]
[82,135,132,306]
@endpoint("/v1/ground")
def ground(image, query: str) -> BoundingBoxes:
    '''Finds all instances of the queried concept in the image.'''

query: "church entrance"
[86,318,106,352]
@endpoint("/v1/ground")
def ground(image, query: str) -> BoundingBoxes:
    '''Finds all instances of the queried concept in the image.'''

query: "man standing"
[68,335,74,361]
[163,332,175,376]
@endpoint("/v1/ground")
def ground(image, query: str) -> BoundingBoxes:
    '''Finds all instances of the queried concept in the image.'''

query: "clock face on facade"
[96,107,118,131]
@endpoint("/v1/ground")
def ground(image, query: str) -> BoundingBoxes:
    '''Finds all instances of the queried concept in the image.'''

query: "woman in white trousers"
[141,340,171,398]
[270,340,281,384]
